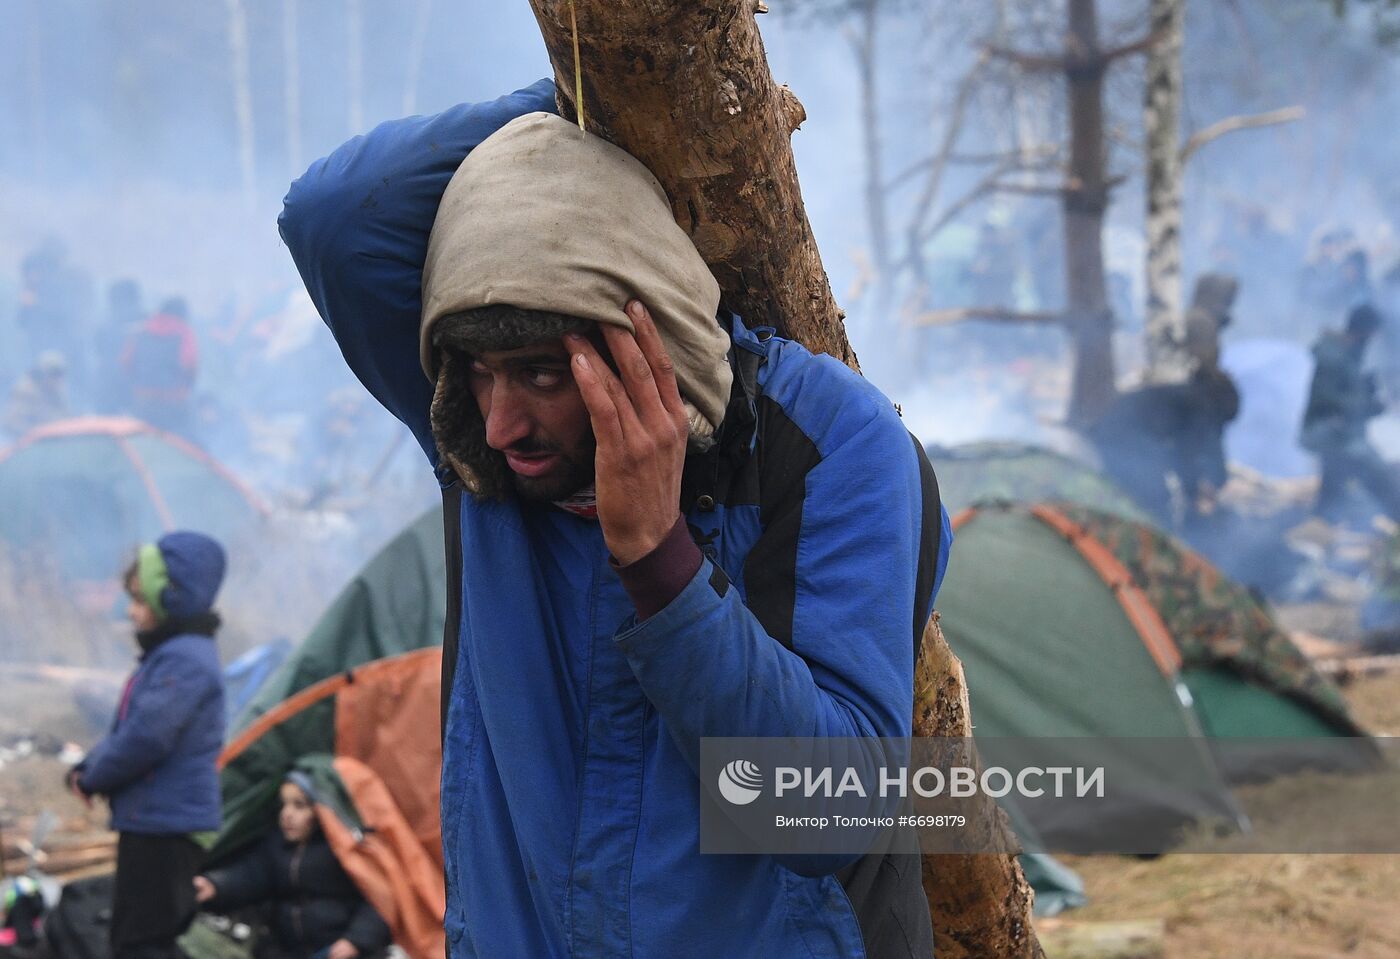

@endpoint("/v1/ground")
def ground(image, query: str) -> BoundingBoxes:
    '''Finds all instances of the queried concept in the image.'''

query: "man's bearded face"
[465,337,598,501]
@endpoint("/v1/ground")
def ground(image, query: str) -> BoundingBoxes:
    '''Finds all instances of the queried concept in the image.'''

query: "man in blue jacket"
[280,79,951,958]
[70,531,227,959]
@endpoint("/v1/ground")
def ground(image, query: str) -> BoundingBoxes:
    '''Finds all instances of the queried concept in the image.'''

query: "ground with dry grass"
[1056,667,1400,959]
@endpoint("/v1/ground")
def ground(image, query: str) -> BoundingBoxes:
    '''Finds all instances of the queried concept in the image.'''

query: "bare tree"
[987,0,1159,424]
[1144,0,1188,382]
[283,0,303,176]
[225,0,256,208]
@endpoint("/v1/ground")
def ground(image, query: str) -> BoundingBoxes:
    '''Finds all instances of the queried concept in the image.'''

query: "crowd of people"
[4,242,199,441]
[0,241,413,509]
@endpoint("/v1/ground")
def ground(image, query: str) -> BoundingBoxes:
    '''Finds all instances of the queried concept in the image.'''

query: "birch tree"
[1143,0,1188,383]
[226,0,256,209]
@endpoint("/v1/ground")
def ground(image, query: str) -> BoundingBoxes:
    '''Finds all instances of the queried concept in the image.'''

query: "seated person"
[194,774,391,959]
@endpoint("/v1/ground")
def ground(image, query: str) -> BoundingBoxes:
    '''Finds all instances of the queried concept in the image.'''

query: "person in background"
[96,279,145,414]
[66,532,227,959]
[1089,275,1240,531]
[1301,303,1400,523]
[194,773,392,959]
[122,296,199,437]
[3,351,70,438]
[17,239,94,390]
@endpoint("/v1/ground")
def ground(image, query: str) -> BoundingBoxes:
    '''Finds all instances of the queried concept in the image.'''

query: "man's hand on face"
[566,301,689,566]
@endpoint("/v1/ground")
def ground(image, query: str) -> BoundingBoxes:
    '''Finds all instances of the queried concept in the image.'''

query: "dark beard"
[510,451,596,502]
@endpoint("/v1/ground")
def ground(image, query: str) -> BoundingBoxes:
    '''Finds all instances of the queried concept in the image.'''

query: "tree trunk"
[1143,0,1188,383]
[525,3,1043,954]
[283,0,304,177]
[347,0,365,134]
[1063,0,1116,425]
[853,0,891,296]
[225,0,256,209]
[24,1,47,178]
[526,0,854,367]
[913,615,1042,958]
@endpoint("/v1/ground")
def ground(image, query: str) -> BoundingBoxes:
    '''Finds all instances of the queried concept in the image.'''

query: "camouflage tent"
[938,501,1376,850]
[925,441,1148,522]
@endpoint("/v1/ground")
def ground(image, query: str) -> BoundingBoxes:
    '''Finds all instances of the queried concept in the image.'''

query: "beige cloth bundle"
[421,112,732,439]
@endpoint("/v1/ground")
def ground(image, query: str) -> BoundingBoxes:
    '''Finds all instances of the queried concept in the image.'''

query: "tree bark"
[526,0,854,367]
[1062,0,1117,424]
[1143,0,1189,384]
[525,3,1043,954]
[913,615,1042,958]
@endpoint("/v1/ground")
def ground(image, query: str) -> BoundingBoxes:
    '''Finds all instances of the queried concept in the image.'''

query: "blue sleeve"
[614,400,938,874]
[277,79,559,466]
[79,651,218,796]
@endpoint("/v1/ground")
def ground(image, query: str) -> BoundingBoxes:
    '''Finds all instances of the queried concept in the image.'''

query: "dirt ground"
[1058,667,1400,959]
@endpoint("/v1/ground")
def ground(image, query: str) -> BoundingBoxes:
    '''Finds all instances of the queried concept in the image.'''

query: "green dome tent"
[0,416,265,585]
[925,441,1148,522]
[939,501,1376,851]
[217,506,446,854]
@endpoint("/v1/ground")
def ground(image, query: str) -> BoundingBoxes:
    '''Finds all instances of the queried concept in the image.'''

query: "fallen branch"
[1034,918,1166,959]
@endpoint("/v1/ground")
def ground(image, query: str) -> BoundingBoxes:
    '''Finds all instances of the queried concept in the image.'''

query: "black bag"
[41,875,113,959]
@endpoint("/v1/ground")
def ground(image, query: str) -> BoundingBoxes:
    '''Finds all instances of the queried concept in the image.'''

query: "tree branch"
[984,44,1066,72]
[1180,106,1306,163]
[910,306,1066,328]
[886,143,1058,192]
[1101,28,1165,62]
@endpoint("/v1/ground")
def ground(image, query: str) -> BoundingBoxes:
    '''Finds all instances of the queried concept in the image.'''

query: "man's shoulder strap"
[440,483,464,742]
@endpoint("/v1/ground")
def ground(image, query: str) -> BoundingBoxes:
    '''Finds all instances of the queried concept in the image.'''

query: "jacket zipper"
[290,841,306,945]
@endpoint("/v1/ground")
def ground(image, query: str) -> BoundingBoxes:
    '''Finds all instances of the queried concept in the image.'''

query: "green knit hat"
[136,543,170,622]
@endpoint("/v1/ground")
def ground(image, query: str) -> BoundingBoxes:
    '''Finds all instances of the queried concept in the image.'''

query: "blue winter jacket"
[280,79,953,958]
[79,630,226,833]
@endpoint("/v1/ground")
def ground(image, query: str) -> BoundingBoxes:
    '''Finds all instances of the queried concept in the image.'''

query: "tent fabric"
[215,648,442,859]
[1047,503,1361,734]
[222,639,292,730]
[0,416,264,582]
[229,507,445,733]
[925,441,1149,522]
[321,757,446,959]
[209,510,448,959]
[937,506,1240,849]
[938,501,1373,850]
[211,652,444,959]
[1021,853,1088,918]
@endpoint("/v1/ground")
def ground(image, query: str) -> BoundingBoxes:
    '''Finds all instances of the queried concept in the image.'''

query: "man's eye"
[528,369,564,388]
